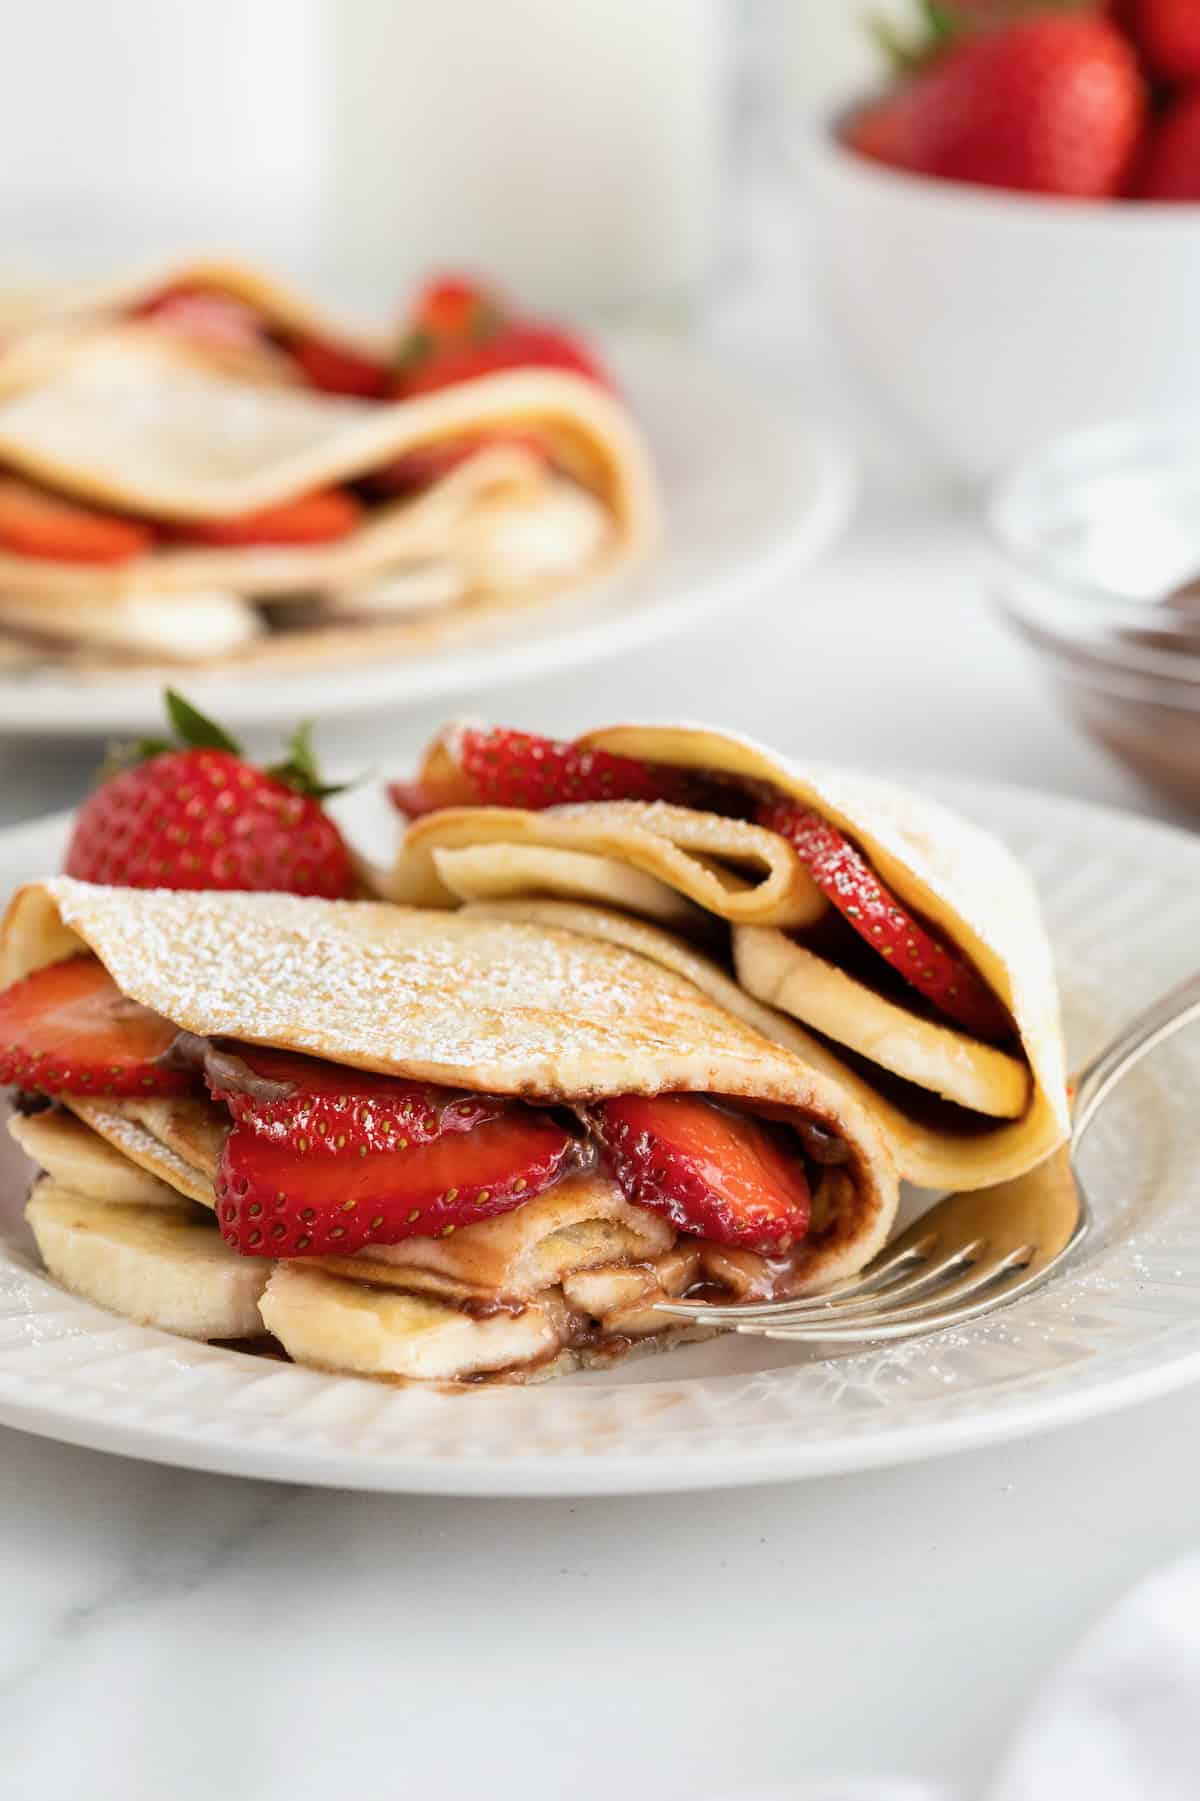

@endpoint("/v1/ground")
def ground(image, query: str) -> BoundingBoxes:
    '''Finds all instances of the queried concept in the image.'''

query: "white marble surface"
[1,271,1198,1801]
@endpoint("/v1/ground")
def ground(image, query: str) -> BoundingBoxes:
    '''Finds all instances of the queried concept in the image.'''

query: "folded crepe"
[0,328,656,670]
[0,255,383,395]
[0,879,897,1385]
[382,723,1070,1192]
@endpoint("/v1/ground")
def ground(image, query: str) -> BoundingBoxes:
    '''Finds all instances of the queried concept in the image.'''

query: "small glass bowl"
[987,417,1200,815]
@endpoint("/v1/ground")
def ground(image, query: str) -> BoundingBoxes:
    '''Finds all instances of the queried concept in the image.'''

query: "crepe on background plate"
[0,255,385,395]
[383,723,1070,1193]
[0,879,897,1385]
[0,328,656,671]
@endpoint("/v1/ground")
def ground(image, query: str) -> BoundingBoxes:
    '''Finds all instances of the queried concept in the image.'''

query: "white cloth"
[708,1556,1200,1801]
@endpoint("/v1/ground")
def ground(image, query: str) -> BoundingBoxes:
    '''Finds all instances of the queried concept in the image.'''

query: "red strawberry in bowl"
[1134,90,1200,200]
[1123,0,1200,83]
[64,690,355,898]
[846,8,1145,198]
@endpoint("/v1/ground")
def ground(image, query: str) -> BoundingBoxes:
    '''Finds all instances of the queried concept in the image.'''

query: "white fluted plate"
[0,780,1198,1495]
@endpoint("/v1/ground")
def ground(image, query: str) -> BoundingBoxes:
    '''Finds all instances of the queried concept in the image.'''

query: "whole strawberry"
[848,8,1145,197]
[1124,0,1200,84]
[64,691,355,897]
[394,272,506,369]
[393,273,611,397]
[1134,89,1200,198]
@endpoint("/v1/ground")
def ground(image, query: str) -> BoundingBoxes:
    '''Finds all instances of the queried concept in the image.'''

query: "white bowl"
[804,119,1200,486]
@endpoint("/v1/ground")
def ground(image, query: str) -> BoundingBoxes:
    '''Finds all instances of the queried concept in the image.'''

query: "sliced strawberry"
[396,322,612,398]
[452,727,704,811]
[590,1093,811,1252]
[389,727,736,817]
[0,955,191,1098]
[167,487,362,548]
[206,1045,508,1141]
[131,284,268,353]
[215,1086,576,1257]
[290,333,389,399]
[0,475,152,564]
[387,735,481,818]
[757,800,1010,1041]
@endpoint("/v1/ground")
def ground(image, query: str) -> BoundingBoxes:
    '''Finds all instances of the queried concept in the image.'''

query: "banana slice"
[260,1263,567,1382]
[26,1180,271,1339]
[8,1110,188,1207]
[734,926,1031,1119]
[456,478,611,593]
[0,589,260,662]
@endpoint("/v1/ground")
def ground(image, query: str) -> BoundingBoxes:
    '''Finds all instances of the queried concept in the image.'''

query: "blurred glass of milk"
[0,0,323,275]
[324,0,730,320]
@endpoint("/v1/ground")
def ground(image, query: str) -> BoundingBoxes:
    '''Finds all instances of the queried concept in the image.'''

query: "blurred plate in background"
[0,333,855,737]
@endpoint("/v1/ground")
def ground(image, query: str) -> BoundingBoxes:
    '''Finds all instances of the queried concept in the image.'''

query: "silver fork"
[655,971,1200,1345]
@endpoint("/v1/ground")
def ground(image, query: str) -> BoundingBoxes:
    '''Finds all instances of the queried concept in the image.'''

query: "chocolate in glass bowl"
[1065,681,1200,813]
[988,417,1200,818]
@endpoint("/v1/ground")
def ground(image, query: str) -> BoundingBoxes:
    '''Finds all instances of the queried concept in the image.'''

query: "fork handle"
[1072,970,1200,1144]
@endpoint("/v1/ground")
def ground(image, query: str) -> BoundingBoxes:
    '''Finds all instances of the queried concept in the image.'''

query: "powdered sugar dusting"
[9,880,898,1288]
[37,881,811,1101]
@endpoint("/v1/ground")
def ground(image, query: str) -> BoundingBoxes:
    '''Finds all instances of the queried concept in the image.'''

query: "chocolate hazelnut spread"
[795,1119,850,1165]
[157,1032,296,1104]
[11,1090,52,1117]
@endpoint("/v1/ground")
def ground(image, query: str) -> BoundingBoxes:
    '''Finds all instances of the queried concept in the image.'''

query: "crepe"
[0,328,657,670]
[0,255,382,394]
[391,801,828,928]
[384,724,1070,1191]
[64,1094,224,1207]
[0,879,898,1384]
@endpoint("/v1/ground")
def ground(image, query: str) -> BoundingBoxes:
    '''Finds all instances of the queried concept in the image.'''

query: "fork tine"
[652,1232,941,1325]
[741,1244,1036,1343]
[654,1242,962,1328]
[743,1238,990,1324]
